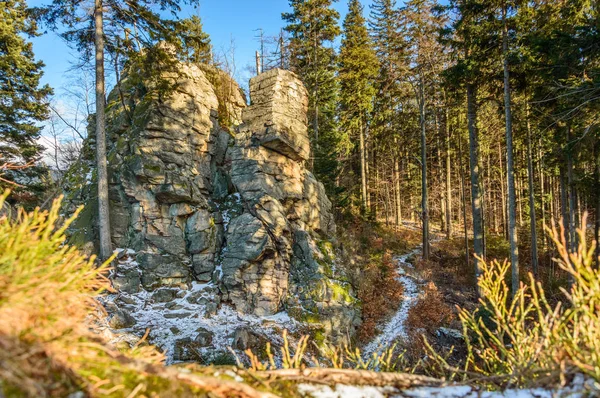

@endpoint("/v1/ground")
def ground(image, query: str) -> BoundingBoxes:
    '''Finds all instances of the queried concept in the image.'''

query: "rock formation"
[63,59,359,360]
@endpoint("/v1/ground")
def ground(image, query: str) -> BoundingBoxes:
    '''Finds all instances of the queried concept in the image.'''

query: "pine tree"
[177,15,212,64]
[338,0,379,213]
[0,0,52,198]
[444,0,499,287]
[282,0,341,197]
[369,0,409,219]
[402,0,446,259]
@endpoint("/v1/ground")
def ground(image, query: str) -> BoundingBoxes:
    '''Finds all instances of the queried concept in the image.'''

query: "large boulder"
[63,60,359,354]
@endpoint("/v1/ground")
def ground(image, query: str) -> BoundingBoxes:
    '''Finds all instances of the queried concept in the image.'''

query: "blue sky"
[30,0,375,93]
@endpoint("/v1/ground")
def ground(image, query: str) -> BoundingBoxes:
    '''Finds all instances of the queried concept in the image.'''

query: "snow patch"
[103,250,298,364]
[298,383,396,398]
[362,248,422,357]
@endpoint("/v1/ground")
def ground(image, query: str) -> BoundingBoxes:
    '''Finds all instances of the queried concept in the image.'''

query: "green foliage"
[283,0,341,198]
[0,0,52,198]
[427,216,600,388]
[338,0,379,155]
[176,15,212,64]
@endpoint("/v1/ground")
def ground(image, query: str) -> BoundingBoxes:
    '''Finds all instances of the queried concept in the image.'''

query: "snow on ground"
[362,248,423,357]
[297,375,594,398]
[298,383,397,398]
[103,250,298,364]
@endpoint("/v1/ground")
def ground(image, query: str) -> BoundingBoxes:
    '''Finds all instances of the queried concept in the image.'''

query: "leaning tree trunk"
[467,83,484,287]
[95,0,112,260]
[526,103,538,277]
[502,5,519,297]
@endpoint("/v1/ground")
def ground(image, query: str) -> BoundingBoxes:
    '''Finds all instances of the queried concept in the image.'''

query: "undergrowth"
[0,191,218,397]
[427,215,600,389]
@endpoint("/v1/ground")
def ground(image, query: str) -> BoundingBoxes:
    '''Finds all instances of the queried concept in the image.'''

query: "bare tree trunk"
[95,0,112,260]
[595,140,600,267]
[360,117,368,214]
[467,83,484,285]
[560,167,570,249]
[420,76,430,260]
[502,5,519,296]
[458,130,470,270]
[445,108,452,239]
[499,142,507,239]
[394,148,402,227]
[526,103,538,277]
[538,143,547,252]
[366,141,371,210]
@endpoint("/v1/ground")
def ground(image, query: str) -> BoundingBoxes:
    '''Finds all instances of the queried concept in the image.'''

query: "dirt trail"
[362,246,424,357]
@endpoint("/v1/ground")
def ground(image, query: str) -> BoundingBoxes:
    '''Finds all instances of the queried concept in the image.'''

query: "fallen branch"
[252,368,443,389]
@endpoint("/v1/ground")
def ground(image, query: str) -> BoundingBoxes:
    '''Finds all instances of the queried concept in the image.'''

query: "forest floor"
[354,221,477,368]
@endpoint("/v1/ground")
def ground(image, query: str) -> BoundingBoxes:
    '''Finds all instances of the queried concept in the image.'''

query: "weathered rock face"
[64,61,358,356]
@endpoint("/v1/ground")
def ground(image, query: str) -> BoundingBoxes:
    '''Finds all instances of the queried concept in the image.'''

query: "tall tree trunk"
[360,117,368,213]
[394,149,402,227]
[499,142,508,239]
[445,108,452,239]
[458,130,470,270]
[560,167,570,250]
[566,124,577,254]
[420,76,430,260]
[366,141,371,210]
[95,0,112,260]
[502,5,519,297]
[595,139,600,267]
[526,103,538,277]
[467,83,484,285]
[538,143,547,252]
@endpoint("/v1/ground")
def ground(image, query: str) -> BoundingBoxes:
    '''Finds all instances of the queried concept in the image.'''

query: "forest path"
[362,225,445,358]
[361,245,424,358]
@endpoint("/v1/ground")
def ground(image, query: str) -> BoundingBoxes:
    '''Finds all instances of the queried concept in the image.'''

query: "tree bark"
[394,147,402,227]
[595,139,600,267]
[420,76,429,260]
[458,132,470,270]
[526,103,538,277]
[467,83,483,285]
[502,4,519,296]
[499,142,508,239]
[360,116,368,214]
[95,0,112,260]
[566,124,577,254]
[445,108,452,239]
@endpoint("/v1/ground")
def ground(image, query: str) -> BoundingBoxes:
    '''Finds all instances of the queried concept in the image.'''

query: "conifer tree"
[177,15,212,64]
[369,0,409,218]
[282,0,341,197]
[0,0,52,198]
[338,0,379,213]
[402,0,446,260]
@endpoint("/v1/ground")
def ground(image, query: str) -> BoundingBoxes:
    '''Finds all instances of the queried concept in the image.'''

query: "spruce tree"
[282,0,341,197]
[368,0,409,218]
[177,15,212,64]
[402,0,446,259]
[0,0,52,198]
[338,0,379,213]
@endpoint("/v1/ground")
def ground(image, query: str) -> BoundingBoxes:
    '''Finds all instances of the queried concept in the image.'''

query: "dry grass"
[405,282,454,358]
[426,215,600,389]
[357,250,404,343]
[0,190,272,397]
